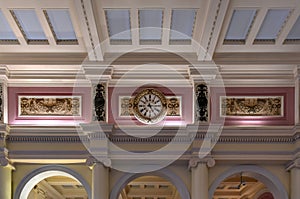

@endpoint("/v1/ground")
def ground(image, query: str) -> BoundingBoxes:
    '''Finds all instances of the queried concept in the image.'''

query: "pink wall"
[8,87,92,125]
[108,85,193,126]
[210,87,294,126]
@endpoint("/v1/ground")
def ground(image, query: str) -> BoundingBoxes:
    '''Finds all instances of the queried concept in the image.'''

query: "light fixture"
[237,172,246,189]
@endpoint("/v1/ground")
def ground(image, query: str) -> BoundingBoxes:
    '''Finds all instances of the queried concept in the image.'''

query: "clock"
[133,88,167,124]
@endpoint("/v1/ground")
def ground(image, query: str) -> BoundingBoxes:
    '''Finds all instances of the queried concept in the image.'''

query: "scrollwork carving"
[19,96,81,116]
[195,84,208,121]
[94,84,106,121]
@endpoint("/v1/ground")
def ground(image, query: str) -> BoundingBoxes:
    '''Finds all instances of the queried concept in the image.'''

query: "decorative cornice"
[6,132,300,144]
[7,136,84,143]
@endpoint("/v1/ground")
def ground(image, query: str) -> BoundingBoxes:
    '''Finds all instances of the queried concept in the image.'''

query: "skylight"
[0,10,18,44]
[105,9,131,44]
[285,16,300,43]
[170,9,197,44]
[44,9,78,45]
[255,9,291,44]
[224,9,256,44]
[139,9,163,44]
[11,9,48,44]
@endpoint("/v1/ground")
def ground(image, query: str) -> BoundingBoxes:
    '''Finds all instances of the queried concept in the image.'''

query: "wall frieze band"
[6,132,300,143]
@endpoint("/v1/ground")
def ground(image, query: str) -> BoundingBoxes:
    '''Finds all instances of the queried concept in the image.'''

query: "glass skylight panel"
[224,9,256,43]
[0,10,18,43]
[45,9,77,44]
[12,9,47,44]
[170,9,197,43]
[139,9,163,44]
[255,9,291,42]
[286,16,300,40]
[105,9,131,43]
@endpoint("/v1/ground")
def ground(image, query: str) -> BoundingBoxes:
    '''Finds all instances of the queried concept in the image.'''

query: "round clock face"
[133,89,167,124]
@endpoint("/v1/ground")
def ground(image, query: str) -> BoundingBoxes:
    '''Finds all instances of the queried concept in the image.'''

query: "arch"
[208,165,288,199]
[14,165,91,199]
[110,168,190,199]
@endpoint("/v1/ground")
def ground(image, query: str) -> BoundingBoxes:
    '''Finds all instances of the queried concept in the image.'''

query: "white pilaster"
[92,162,109,199]
[0,166,12,199]
[87,157,110,199]
[190,157,214,199]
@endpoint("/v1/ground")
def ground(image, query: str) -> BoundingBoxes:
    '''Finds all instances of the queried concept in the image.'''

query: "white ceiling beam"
[245,8,268,46]
[74,0,103,61]
[162,8,171,46]
[276,8,300,45]
[35,8,56,46]
[131,8,139,47]
[197,0,230,61]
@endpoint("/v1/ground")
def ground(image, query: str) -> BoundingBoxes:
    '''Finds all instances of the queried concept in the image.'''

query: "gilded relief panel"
[119,96,181,117]
[19,96,81,116]
[220,96,283,117]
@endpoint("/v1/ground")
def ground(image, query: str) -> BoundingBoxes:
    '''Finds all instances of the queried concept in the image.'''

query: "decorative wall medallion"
[18,96,81,116]
[195,84,208,121]
[132,89,167,124]
[220,96,283,117]
[119,96,181,117]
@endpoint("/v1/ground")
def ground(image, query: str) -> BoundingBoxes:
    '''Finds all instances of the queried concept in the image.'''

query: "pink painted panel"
[108,85,193,126]
[8,87,92,125]
[211,87,294,126]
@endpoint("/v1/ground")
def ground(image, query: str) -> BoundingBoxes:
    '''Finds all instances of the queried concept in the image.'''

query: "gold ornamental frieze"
[19,96,81,116]
[220,96,283,117]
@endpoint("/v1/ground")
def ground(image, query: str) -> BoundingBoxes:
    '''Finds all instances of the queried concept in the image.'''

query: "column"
[291,166,300,199]
[190,158,214,199]
[87,157,110,199]
[0,166,12,199]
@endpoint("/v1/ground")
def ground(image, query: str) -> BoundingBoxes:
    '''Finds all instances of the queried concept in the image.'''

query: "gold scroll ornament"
[19,96,81,116]
[220,96,283,117]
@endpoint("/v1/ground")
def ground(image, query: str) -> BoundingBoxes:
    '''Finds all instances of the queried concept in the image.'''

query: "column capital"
[0,148,14,170]
[189,156,215,169]
[86,156,111,169]
[286,158,300,171]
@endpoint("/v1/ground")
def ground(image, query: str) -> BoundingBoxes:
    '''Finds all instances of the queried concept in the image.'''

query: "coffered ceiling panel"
[285,16,300,42]
[170,9,197,44]
[224,9,257,43]
[105,9,132,44]
[11,9,48,44]
[255,9,291,43]
[44,9,78,44]
[0,10,18,43]
[139,9,163,44]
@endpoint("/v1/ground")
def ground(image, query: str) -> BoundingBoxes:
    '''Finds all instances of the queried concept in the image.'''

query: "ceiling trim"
[214,52,300,65]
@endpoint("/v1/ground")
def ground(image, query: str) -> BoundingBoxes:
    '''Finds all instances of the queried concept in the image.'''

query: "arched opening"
[27,175,88,199]
[118,175,182,199]
[209,165,288,199]
[14,166,91,199]
[213,173,274,199]
[110,168,190,199]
